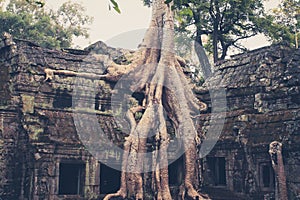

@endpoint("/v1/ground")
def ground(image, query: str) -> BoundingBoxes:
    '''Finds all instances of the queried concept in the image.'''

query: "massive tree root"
[103,0,209,199]
[269,141,288,200]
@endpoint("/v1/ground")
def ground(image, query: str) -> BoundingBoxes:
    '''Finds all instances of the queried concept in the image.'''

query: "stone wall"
[0,33,299,200]
[197,45,300,199]
[0,36,127,200]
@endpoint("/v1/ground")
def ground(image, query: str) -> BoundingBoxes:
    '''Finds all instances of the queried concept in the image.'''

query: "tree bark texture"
[103,0,209,199]
[269,141,288,200]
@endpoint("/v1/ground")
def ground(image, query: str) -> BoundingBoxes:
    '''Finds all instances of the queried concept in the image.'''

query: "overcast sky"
[45,0,280,50]
[45,0,151,48]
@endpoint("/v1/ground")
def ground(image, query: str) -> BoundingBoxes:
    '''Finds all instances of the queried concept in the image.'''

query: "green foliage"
[0,0,93,49]
[142,0,266,61]
[267,0,300,48]
[170,0,266,61]
[109,0,121,13]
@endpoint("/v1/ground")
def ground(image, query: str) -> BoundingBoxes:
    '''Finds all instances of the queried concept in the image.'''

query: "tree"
[0,0,92,48]
[170,0,266,62]
[269,0,300,48]
[269,141,288,200]
[98,0,209,199]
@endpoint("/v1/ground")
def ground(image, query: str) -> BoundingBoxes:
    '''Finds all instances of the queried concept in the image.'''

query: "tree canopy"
[144,0,300,62]
[268,0,300,48]
[0,0,93,48]
[170,0,266,62]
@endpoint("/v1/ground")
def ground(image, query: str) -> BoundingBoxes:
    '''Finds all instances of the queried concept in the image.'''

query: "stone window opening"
[58,163,85,195]
[207,157,227,186]
[95,94,110,112]
[259,162,275,190]
[100,163,121,194]
[53,88,72,109]
[94,95,101,111]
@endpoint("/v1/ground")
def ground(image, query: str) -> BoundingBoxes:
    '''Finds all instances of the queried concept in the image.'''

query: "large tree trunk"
[269,141,288,200]
[103,0,209,199]
[210,0,221,63]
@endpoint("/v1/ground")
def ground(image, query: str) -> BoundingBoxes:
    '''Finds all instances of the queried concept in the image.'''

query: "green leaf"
[110,0,121,13]
[113,6,121,13]
[110,0,118,8]
[165,0,173,4]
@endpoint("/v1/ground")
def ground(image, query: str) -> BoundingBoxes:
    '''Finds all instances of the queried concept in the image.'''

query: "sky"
[45,0,281,50]
[46,0,151,49]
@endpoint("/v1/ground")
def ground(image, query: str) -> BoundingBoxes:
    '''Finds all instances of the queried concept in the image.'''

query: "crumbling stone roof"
[0,34,128,148]
[197,44,300,152]
[1,33,300,150]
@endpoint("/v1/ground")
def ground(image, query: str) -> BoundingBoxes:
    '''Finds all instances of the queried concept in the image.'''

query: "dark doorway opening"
[58,163,85,195]
[100,164,121,194]
[260,162,275,189]
[168,156,184,186]
[207,157,227,186]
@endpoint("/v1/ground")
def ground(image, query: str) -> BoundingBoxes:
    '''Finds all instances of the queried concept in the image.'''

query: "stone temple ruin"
[0,33,299,200]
